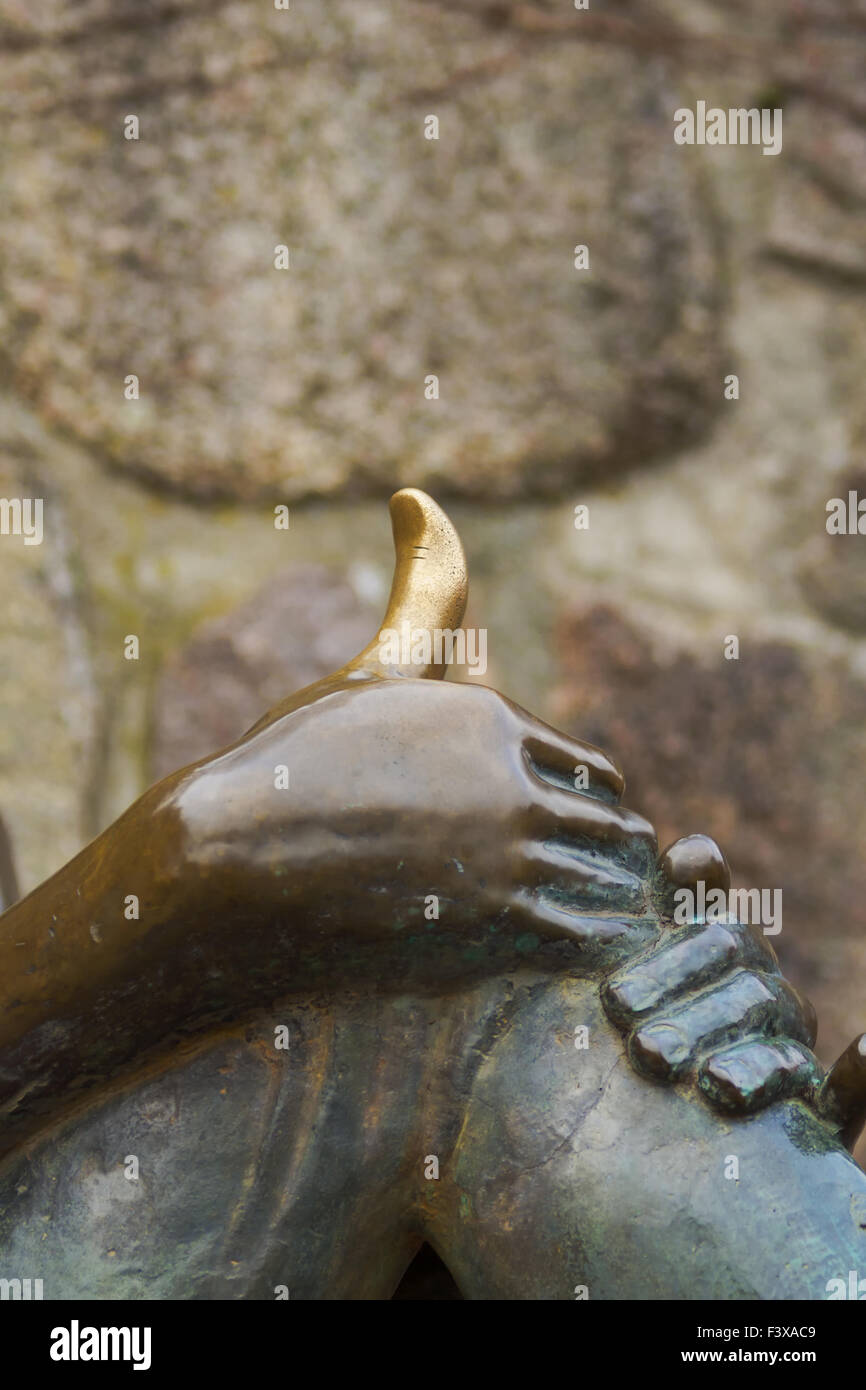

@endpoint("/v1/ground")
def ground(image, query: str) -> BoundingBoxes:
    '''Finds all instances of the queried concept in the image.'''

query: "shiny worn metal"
[1,488,866,1299]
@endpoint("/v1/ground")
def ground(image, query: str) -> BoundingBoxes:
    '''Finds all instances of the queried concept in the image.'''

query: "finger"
[521,842,647,913]
[342,488,468,680]
[628,971,815,1082]
[602,919,778,1027]
[656,834,731,920]
[529,789,657,871]
[698,1039,822,1114]
[510,888,657,957]
[521,725,624,804]
[816,1033,866,1152]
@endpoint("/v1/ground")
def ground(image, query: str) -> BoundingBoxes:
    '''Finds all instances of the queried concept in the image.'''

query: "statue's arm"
[0,490,657,1160]
[429,968,866,1300]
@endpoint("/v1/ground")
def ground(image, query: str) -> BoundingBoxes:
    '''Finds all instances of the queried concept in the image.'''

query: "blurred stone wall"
[1,0,865,1116]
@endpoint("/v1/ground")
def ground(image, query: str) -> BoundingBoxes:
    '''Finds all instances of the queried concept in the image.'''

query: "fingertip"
[343,488,468,680]
[521,729,625,804]
[629,1021,691,1080]
[699,1039,821,1114]
[659,834,731,893]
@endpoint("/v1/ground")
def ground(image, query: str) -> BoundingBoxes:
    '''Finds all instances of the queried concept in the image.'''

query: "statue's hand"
[165,488,656,946]
[170,675,657,944]
[600,832,859,1130]
[0,492,656,1096]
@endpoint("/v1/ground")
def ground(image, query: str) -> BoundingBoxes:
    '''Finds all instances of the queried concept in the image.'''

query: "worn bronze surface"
[0,489,659,1156]
[1,488,865,1298]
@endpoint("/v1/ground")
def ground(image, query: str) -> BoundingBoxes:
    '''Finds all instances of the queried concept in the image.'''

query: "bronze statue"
[1,490,865,1298]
